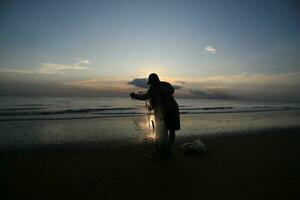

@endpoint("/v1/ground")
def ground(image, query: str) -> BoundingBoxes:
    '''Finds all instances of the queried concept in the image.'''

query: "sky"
[0,0,300,100]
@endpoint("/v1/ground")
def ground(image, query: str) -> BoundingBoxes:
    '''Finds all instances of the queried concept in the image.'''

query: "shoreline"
[1,126,299,152]
[1,110,300,151]
[2,127,300,199]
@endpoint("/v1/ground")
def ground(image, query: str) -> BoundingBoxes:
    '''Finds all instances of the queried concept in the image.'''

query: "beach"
[1,97,300,199]
[2,126,300,200]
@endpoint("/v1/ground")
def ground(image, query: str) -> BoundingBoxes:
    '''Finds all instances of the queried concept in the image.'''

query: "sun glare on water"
[144,114,156,141]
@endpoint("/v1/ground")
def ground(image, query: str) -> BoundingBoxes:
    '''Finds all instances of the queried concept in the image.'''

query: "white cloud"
[74,57,92,65]
[0,58,91,74]
[203,46,216,54]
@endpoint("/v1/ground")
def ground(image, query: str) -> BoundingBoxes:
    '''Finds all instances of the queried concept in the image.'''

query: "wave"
[0,107,45,111]
[180,108,300,114]
[0,104,300,121]
[0,114,145,121]
[0,107,137,116]
[181,106,233,110]
[1,106,299,115]
[0,106,236,116]
[15,104,47,107]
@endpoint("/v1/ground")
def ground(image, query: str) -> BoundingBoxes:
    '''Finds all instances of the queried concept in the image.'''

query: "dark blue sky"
[0,0,299,99]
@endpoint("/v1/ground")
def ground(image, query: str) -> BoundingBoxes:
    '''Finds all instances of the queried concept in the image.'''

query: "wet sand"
[1,128,300,200]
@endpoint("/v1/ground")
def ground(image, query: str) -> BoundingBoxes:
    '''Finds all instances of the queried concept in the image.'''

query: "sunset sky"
[0,0,299,100]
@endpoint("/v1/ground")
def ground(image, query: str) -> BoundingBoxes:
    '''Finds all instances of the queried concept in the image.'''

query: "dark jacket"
[133,81,180,131]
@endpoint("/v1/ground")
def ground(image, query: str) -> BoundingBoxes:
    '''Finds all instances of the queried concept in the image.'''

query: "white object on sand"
[182,139,207,154]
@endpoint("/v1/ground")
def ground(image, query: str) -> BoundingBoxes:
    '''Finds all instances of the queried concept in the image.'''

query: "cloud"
[74,57,92,65]
[173,85,183,90]
[0,58,91,74]
[1,71,299,100]
[184,72,300,100]
[127,78,148,88]
[203,46,216,54]
[193,72,300,86]
[190,88,237,99]
[175,80,186,85]
[0,79,129,97]
[127,78,184,90]
[0,68,35,74]
[67,78,130,90]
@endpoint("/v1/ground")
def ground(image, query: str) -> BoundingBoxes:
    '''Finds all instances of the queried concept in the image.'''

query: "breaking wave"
[0,105,299,121]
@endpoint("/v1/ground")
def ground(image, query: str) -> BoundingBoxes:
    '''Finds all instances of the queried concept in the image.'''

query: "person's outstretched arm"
[130,91,151,100]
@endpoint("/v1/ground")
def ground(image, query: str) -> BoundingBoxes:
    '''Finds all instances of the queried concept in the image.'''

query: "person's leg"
[168,130,175,150]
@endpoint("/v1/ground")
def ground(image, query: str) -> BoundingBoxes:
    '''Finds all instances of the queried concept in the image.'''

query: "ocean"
[0,96,300,149]
[1,96,300,121]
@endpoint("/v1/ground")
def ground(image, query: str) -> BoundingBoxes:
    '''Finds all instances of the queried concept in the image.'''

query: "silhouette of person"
[130,73,180,151]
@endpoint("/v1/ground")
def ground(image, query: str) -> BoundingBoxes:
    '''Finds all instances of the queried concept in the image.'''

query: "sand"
[1,128,300,200]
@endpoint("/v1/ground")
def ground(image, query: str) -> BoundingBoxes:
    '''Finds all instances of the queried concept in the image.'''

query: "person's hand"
[130,92,136,99]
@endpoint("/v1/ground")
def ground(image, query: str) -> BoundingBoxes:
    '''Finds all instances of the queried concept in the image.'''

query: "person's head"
[147,73,160,85]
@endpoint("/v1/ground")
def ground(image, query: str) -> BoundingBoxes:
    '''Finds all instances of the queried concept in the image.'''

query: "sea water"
[0,96,300,149]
